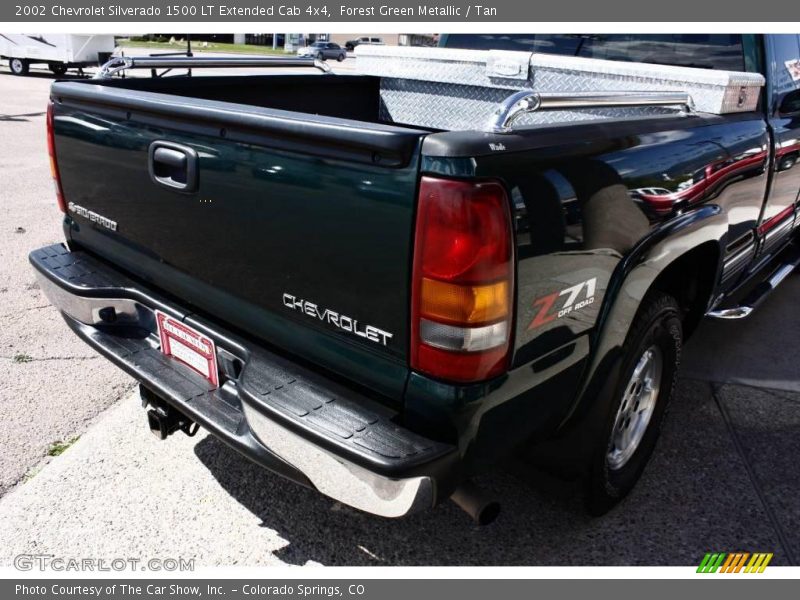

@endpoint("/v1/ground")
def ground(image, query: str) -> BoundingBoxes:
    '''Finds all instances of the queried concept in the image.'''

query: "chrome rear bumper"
[30,244,456,518]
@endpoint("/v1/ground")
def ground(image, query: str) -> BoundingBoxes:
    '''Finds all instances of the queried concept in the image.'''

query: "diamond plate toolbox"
[356,45,765,131]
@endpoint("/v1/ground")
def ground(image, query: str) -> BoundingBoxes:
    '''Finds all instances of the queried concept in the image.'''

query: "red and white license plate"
[155,310,219,387]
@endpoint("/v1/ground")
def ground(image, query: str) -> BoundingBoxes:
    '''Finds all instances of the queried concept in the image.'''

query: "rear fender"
[564,204,727,430]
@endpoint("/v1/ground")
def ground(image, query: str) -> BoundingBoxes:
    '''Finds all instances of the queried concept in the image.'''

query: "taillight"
[411,176,514,383]
[46,100,67,213]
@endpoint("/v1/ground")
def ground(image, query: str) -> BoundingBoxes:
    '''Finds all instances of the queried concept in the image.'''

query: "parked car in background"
[344,37,384,51]
[297,41,346,62]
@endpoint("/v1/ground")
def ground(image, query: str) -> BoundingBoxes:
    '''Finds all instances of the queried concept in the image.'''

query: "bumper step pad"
[242,352,444,468]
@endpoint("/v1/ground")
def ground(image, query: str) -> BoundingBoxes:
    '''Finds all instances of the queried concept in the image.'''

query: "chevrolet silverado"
[30,34,800,523]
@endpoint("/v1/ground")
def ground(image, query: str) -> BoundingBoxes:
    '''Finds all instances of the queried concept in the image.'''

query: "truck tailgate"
[50,81,429,402]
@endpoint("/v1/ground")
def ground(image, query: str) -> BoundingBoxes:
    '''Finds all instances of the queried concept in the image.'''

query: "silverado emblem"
[67,202,118,232]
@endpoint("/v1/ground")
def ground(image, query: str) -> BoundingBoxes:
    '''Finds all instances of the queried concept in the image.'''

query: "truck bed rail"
[486,90,695,134]
[95,55,332,79]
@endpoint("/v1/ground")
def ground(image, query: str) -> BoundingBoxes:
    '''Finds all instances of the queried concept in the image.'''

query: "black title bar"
[2,0,798,22]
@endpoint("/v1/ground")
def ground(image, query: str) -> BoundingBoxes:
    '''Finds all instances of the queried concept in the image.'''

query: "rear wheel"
[778,154,797,172]
[585,292,682,515]
[10,58,29,76]
[49,63,68,76]
[337,53,345,62]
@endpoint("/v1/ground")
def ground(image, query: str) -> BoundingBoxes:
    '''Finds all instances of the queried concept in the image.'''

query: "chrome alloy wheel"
[607,345,663,470]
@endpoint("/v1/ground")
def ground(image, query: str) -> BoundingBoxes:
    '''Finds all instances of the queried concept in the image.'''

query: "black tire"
[585,292,682,515]
[9,58,29,76]
[49,63,68,76]
[316,52,324,61]
[778,155,797,172]
[337,53,345,62]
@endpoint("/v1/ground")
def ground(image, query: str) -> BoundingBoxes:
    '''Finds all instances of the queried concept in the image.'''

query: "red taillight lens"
[46,100,67,213]
[411,176,514,383]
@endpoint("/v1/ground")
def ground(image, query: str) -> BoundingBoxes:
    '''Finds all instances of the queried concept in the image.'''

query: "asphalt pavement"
[0,56,797,567]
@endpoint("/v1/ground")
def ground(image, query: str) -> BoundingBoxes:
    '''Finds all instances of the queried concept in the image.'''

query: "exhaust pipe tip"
[450,481,501,526]
[475,500,501,526]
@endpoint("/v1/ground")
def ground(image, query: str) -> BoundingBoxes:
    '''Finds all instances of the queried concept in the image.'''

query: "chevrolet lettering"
[282,293,394,346]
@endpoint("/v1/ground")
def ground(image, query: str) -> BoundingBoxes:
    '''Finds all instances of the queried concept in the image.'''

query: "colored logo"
[697,552,773,573]
[527,277,597,330]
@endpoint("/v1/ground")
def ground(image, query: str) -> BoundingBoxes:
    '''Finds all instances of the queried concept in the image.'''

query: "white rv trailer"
[0,34,116,76]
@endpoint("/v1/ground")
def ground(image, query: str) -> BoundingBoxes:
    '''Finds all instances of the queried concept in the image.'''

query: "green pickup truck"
[31,34,800,524]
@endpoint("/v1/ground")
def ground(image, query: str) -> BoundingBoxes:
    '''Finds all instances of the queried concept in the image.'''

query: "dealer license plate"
[155,310,219,387]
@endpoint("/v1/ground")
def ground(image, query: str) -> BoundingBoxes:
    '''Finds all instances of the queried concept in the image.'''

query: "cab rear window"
[439,34,745,71]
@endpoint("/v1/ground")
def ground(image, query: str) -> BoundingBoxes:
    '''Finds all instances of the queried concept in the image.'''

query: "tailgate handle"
[148,141,198,192]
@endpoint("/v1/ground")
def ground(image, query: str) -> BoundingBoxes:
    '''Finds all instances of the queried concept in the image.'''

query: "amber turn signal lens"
[419,278,509,325]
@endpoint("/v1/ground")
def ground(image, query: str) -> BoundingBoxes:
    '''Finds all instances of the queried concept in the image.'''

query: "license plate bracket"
[155,311,219,388]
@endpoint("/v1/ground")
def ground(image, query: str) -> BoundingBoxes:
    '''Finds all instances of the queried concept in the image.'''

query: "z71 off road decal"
[527,277,597,330]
